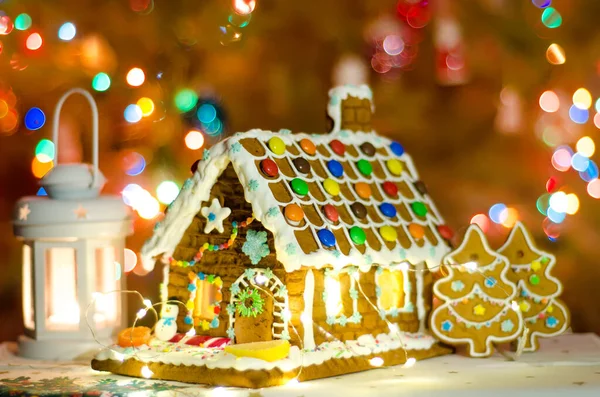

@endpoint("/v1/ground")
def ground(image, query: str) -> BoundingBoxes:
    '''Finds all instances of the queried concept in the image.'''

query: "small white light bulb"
[141,365,154,378]
[369,357,384,367]
[511,300,520,312]
[143,299,152,308]
[403,357,417,368]
[186,327,196,337]
[136,309,147,319]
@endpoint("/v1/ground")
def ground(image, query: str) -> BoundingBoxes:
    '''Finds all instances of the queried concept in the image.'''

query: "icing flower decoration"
[546,316,558,328]
[227,328,236,339]
[441,320,453,332]
[275,285,287,298]
[242,230,270,265]
[350,312,362,323]
[248,179,259,192]
[183,178,194,190]
[339,314,348,326]
[202,149,210,161]
[262,267,274,280]
[451,280,465,292]
[484,277,497,288]
[285,243,297,255]
[235,288,265,318]
[200,198,232,234]
[230,141,242,153]
[266,206,279,218]
[501,319,515,333]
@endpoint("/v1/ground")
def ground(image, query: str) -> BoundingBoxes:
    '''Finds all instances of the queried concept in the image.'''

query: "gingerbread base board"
[92,344,452,388]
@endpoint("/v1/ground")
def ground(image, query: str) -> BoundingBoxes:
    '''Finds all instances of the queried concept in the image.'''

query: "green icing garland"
[236,288,265,318]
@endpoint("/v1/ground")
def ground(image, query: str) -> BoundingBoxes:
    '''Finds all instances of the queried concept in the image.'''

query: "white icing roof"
[141,126,452,273]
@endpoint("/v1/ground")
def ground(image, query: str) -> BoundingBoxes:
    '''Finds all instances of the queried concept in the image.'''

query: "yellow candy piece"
[323,178,340,196]
[547,305,554,313]
[214,277,223,287]
[186,300,195,310]
[379,225,398,242]
[531,260,542,272]
[268,137,286,155]
[473,304,486,316]
[519,301,530,312]
[225,340,290,362]
[386,159,403,176]
[201,320,211,331]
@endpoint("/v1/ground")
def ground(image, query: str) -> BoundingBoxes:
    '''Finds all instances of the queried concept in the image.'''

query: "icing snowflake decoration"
[451,280,465,292]
[242,230,270,265]
[200,198,231,234]
[501,319,514,333]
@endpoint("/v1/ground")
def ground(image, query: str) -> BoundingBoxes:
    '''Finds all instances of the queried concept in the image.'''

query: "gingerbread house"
[92,85,455,387]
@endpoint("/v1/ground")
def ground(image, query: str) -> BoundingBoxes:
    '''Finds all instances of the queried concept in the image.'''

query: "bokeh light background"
[1,0,600,341]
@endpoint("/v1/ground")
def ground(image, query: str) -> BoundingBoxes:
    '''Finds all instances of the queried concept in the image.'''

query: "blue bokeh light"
[24,107,46,131]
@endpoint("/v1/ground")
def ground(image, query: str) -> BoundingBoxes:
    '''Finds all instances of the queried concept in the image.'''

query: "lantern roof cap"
[41,164,106,200]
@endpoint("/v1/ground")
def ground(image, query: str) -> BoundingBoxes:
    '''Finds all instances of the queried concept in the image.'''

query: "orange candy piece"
[355,182,372,199]
[117,326,152,347]
[408,223,425,239]
[300,138,317,155]
[284,203,304,222]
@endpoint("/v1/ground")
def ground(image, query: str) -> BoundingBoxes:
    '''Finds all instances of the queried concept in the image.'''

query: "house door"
[227,268,290,344]
[234,290,274,344]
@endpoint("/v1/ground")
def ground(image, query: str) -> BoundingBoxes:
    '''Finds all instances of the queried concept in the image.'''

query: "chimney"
[327,84,375,134]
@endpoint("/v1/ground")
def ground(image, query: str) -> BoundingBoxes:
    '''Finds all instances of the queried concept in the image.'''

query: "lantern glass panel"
[93,246,120,328]
[22,244,35,330]
[45,247,80,330]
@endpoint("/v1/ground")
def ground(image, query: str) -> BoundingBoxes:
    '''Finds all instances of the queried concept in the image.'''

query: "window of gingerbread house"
[183,272,223,329]
[376,265,412,316]
[194,278,221,321]
[323,268,361,325]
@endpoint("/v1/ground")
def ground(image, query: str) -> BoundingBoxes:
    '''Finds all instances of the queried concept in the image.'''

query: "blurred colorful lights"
[545,43,565,65]
[571,153,590,172]
[500,207,519,228]
[126,67,145,87]
[383,35,405,56]
[536,193,550,215]
[541,7,562,28]
[565,193,579,215]
[532,0,552,8]
[573,88,592,110]
[0,16,14,35]
[121,183,160,219]
[539,90,559,112]
[580,161,599,182]
[488,203,507,224]
[549,191,568,213]
[123,152,146,175]
[14,13,32,31]
[551,147,572,172]
[594,113,600,129]
[58,22,76,41]
[35,139,55,163]
[92,72,111,92]
[197,103,217,124]
[470,213,490,233]
[185,130,204,150]
[26,33,43,50]
[174,89,198,113]
[156,181,180,205]
[137,97,155,117]
[124,104,143,123]
[31,157,53,178]
[587,179,600,199]
[123,248,138,273]
[233,0,256,15]
[576,136,595,157]
[568,105,588,124]
[24,107,46,130]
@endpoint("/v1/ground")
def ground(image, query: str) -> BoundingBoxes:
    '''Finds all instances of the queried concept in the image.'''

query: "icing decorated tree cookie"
[498,222,570,352]
[430,225,523,357]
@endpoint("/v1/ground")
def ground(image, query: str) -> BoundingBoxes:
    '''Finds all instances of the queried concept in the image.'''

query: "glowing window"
[45,247,79,330]
[378,269,405,311]
[22,244,35,330]
[324,274,343,317]
[194,278,220,321]
[94,246,120,328]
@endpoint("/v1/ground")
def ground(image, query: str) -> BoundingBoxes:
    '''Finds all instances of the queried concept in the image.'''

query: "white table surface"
[1,333,600,396]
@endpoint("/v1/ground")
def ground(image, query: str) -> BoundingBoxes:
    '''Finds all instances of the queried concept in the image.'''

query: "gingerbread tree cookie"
[430,225,523,357]
[498,222,570,352]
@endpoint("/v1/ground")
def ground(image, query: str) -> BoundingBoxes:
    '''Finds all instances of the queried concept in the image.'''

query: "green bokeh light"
[92,73,111,92]
[35,139,55,163]
[14,14,32,31]
[174,89,198,113]
[541,7,562,28]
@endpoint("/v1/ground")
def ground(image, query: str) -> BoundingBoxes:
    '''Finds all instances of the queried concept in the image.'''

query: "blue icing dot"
[184,316,193,325]
[390,141,404,156]
[327,160,344,178]
[210,318,219,328]
[198,272,205,280]
[317,229,336,248]
[379,203,397,218]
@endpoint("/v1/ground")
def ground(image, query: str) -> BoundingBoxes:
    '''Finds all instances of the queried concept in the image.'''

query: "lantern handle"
[52,88,100,186]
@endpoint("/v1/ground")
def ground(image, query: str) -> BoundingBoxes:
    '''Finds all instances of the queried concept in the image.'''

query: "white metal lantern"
[12,88,133,360]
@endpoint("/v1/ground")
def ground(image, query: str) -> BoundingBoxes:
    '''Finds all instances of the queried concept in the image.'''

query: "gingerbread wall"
[163,163,427,346]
